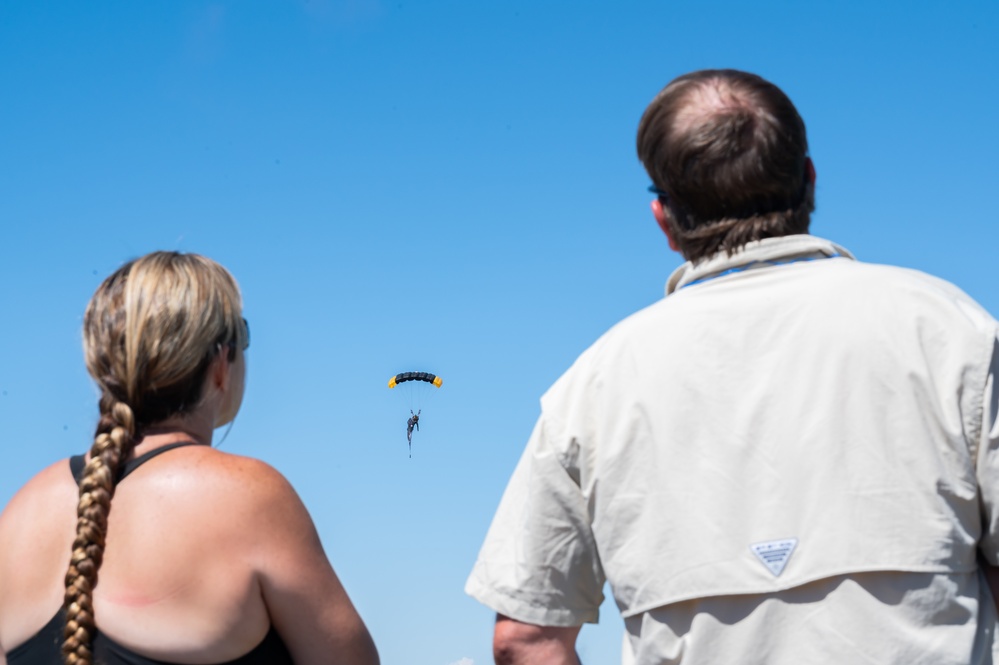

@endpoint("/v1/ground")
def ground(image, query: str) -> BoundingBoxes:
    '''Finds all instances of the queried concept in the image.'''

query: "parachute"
[389,371,442,457]
[388,371,443,389]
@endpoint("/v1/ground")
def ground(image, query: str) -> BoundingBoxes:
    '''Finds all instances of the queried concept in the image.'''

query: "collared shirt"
[467,235,999,664]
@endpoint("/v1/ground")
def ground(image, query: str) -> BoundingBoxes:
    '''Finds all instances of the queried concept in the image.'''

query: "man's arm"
[467,415,605,660]
[980,336,999,614]
[493,615,581,665]
[984,565,999,614]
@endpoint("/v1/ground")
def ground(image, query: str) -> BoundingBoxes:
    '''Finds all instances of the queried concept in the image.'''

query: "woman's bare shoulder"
[211,451,311,524]
[149,448,322,573]
[0,459,78,638]
[0,458,77,536]
[160,447,298,497]
[140,447,311,531]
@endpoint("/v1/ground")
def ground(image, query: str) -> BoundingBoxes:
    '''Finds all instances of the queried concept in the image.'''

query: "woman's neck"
[135,411,215,453]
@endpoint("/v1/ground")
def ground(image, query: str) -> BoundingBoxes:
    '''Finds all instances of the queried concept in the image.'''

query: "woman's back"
[0,251,377,665]
[0,444,293,663]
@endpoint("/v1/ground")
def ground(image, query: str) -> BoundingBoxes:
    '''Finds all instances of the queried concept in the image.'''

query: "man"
[465,69,999,664]
[408,409,421,444]
[407,409,420,457]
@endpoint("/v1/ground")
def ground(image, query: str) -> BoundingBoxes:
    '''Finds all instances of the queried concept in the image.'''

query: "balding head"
[637,70,814,261]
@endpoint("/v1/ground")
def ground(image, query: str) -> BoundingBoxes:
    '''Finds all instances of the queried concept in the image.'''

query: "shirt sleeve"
[465,414,606,627]
[979,337,999,564]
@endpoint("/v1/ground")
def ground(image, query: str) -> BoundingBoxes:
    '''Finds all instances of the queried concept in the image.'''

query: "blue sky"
[1,2,996,663]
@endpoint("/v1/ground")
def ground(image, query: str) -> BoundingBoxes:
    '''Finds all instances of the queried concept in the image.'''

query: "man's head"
[637,69,814,261]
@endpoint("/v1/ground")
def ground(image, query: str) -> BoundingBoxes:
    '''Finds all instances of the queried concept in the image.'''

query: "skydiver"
[407,409,420,456]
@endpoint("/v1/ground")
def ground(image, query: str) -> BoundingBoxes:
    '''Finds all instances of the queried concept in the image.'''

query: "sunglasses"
[225,317,250,353]
[647,184,670,203]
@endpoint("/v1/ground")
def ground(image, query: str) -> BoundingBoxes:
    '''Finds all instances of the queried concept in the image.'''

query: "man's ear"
[806,157,816,185]
[651,199,680,252]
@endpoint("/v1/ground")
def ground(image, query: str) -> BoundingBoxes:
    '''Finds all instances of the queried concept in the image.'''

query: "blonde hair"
[62,251,246,665]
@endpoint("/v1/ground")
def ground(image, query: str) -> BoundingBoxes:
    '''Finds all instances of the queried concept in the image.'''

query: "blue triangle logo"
[750,538,798,576]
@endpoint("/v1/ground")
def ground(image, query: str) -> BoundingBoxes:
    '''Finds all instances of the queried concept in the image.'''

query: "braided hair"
[62,252,246,665]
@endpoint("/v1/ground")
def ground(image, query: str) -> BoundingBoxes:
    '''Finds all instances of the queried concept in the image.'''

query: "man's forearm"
[983,563,999,614]
[493,615,581,665]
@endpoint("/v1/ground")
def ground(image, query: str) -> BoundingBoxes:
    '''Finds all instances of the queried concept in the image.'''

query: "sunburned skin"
[99,580,192,608]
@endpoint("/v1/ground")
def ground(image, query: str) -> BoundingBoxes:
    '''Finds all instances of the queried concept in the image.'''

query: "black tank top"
[6,443,294,665]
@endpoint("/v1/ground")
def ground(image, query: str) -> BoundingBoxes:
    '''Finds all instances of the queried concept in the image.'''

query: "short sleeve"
[979,337,999,564]
[465,415,606,627]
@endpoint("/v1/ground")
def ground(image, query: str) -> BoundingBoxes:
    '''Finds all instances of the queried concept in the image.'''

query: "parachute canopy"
[388,371,443,389]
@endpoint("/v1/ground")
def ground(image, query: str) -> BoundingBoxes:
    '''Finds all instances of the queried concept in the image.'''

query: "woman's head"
[63,251,246,665]
[82,251,247,428]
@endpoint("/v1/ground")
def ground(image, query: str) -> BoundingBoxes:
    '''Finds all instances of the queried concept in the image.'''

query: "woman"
[0,252,378,665]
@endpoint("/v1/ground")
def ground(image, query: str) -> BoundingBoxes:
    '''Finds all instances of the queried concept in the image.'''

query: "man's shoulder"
[552,257,997,376]
[540,298,674,401]
[839,260,996,330]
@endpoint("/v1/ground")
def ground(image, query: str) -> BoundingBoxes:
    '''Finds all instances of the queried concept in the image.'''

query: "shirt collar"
[666,234,855,295]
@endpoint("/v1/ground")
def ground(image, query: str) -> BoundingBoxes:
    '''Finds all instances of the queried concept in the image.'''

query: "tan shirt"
[466,235,999,664]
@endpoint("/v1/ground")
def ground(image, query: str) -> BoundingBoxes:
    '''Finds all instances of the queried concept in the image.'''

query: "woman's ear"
[212,345,231,393]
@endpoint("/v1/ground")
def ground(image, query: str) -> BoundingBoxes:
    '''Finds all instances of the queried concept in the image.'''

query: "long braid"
[62,396,137,665]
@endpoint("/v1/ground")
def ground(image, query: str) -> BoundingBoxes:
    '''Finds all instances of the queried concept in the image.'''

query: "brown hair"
[62,252,246,665]
[636,69,814,262]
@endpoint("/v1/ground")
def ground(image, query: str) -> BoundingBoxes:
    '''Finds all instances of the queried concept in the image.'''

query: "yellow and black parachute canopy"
[388,371,443,389]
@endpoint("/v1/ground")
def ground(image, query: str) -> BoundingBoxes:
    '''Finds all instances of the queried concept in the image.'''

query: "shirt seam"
[619,563,980,618]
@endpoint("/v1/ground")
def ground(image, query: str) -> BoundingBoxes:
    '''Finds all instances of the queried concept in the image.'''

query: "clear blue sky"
[1,2,996,663]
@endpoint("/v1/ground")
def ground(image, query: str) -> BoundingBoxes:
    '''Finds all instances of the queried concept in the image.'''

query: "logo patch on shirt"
[750,538,798,576]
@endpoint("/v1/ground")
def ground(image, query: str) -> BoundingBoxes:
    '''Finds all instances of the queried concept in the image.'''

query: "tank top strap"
[119,442,204,481]
[67,442,205,488]
[69,453,86,485]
